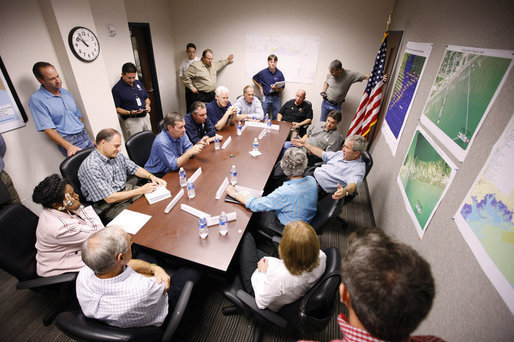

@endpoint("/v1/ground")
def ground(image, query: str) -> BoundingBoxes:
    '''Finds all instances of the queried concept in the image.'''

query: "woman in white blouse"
[32,174,104,277]
[239,221,326,312]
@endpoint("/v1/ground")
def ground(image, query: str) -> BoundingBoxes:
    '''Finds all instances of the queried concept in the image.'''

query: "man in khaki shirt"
[181,49,234,104]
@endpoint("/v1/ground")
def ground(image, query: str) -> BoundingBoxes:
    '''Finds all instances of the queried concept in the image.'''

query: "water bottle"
[214,135,220,150]
[219,212,228,236]
[179,167,187,187]
[252,137,259,152]
[198,217,208,239]
[236,121,242,136]
[265,114,272,133]
[230,165,237,185]
[252,114,256,120]
[187,181,195,199]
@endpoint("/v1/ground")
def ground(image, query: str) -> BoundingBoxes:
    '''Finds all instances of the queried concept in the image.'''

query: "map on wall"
[245,34,320,84]
[397,126,457,238]
[382,42,432,155]
[454,116,514,315]
[420,45,513,162]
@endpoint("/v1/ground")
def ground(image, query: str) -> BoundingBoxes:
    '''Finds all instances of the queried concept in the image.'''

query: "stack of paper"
[144,186,171,204]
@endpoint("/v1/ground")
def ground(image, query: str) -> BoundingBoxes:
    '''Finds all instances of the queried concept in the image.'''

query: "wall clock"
[68,26,100,62]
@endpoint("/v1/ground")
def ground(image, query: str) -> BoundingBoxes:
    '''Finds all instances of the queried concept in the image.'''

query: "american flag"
[347,34,388,139]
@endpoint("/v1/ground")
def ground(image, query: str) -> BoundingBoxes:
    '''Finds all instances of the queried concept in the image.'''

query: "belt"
[121,111,147,120]
[326,98,344,106]
[265,92,280,97]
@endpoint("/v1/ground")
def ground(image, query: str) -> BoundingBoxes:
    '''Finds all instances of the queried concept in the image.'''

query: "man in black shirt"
[277,89,312,138]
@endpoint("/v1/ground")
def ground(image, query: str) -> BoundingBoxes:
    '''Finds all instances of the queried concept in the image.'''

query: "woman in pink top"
[32,174,103,277]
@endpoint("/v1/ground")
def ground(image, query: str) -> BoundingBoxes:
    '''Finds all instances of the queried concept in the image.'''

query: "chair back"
[361,150,373,179]
[310,193,343,233]
[59,147,94,203]
[280,247,341,333]
[125,130,155,167]
[0,204,38,281]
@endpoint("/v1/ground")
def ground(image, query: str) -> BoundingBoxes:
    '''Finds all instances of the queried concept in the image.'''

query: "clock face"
[68,26,100,62]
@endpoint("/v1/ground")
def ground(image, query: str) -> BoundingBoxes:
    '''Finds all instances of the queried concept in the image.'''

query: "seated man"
[234,85,264,121]
[145,112,204,175]
[76,225,201,328]
[206,86,238,130]
[226,148,317,232]
[335,226,443,341]
[296,134,366,198]
[277,89,313,139]
[78,129,167,221]
[185,101,221,144]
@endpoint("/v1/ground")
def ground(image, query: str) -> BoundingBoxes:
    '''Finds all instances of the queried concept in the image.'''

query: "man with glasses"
[185,101,221,144]
[182,49,234,104]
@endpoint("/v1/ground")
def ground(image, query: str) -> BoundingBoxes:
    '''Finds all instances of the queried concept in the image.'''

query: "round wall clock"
[68,26,100,62]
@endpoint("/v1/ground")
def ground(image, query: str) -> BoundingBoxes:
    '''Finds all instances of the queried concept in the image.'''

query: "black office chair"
[0,204,78,325]
[59,147,94,203]
[222,247,341,342]
[55,280,194,342]
[125,130,155,167]
[256,191,344,242]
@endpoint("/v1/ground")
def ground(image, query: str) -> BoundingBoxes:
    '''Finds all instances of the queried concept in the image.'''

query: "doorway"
[129,23,163,134]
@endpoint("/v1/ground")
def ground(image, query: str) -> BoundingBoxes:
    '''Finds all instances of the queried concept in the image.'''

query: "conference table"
[130,121,291,273]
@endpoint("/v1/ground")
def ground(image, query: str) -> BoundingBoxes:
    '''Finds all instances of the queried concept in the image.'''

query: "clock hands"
[76,35,90,47]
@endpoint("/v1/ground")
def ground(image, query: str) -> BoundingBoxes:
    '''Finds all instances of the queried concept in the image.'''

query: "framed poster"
[0,56,27,133]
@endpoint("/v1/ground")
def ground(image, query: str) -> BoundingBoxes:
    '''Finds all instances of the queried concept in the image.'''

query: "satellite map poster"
[454,116,514,315]
[397,126,457,238]
[382,42,432,155]
[420,45,513,162]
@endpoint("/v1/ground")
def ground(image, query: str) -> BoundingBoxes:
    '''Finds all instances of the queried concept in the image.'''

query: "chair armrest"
[162,280,194,341]
[17,272,77,290]
[236,290,287,328]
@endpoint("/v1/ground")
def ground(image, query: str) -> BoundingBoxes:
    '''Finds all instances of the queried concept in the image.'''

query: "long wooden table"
[131,121,290,272]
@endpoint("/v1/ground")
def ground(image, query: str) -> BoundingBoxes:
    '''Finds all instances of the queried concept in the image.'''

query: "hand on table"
[152,177,167,187]
[225,184,237,198]
[140,182,158,194]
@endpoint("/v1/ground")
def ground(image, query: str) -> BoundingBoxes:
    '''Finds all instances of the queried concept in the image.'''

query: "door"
[129,23,163,134]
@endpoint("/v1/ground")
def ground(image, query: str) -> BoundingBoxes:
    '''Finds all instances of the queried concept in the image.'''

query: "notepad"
[144,186,171,204]
[108,209,152,235]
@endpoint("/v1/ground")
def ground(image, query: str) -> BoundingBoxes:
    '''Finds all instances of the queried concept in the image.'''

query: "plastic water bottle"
[198,217,208,239]
[230,165,237,185]
[219,212,228,236]
[187,181,195,199]
[252,114,256,120]
[236,121,242,136]
[179,167,187,187]
[265,114,272,133]
[253,137,259,152]
[214,135,220,150]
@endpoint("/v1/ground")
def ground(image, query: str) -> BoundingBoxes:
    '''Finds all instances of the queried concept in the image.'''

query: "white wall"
[168,0,394,133]
[367,0,514,340]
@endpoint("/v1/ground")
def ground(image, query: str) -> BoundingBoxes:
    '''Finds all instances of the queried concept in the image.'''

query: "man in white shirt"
[234,85,264,121]
[179,43,200,112]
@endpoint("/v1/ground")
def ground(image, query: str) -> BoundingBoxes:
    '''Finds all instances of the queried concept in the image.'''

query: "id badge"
[136,97,142,106]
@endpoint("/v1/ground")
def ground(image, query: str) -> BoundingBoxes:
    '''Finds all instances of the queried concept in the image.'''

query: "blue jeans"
[262,95,281,120]
[320,98,341,122]
[58,129,94,156]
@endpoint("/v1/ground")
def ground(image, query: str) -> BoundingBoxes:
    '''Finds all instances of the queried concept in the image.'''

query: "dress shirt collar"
[337,313,384,342]
[93,148,112,163]
[39,85,61,98]
[164,129,181,143]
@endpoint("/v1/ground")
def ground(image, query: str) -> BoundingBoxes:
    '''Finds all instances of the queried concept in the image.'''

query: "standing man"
[185,101,221,144]
[253,54,285,120]
[206,86,238,131]
[78,128,166,221]
[29,62,94,157]
[179,43,200,112]
[145,112,205,175]
[277,89,313,139]
[182,49,234,104]
[234,85,264,121]
[320,59,369,121]
[112,62,152,138]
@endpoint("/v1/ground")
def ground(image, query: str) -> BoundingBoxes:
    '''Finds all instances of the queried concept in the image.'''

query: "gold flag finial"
[386,12,392,32]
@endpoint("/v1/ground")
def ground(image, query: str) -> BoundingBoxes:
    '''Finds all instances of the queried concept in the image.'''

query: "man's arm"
[129,259,170,294]
[103,182,157,203]
[134,167,166,186]
[293,140,324,159]
[252,78,264,96]
[182,64,198,93]
[276,113,283,121]
[176,144,203,168]
[321,82,329,94]
[332,182,357,200]
[44,128,81,157]
[292,118,312,129]
[145,98,151,113]
[214,106,237,130]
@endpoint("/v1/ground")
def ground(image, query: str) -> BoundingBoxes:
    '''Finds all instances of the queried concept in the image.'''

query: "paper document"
[206,212,237,226]
[225,185,263,204]
[216,177,229,199]
[244,121,279,130]
[144,186,171,204]
[164,188,184,213]
[272,81,286,88]
[249,150,262,157]
[222,136,232,149]
[189,167,202,183]
[108,209,151,235]
[180,204,211,218]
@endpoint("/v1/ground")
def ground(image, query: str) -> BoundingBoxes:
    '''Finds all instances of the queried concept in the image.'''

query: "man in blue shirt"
[185,101,221,144]
[29,62,94,157]
[296,135,367,199]
[145,112,205,175]
[253,54,285,120]
[112,62,152,137]
[234,85,264,121]
[206,86,238,131]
